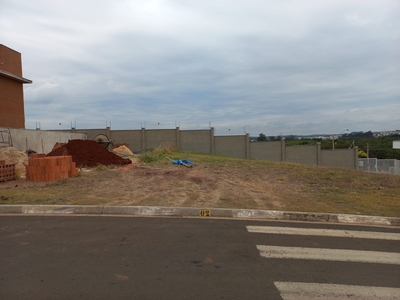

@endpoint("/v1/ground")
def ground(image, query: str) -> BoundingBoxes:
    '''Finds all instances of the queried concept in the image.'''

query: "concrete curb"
[0,205,399,227]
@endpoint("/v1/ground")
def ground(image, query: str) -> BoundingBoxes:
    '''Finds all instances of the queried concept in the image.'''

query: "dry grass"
[1,150,400,217]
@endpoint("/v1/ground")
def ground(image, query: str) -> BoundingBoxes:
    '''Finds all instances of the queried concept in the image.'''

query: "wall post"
[176,126,180,149]
[354,146,359,170]
[141,127,146,151]
[106,126,112,149]
[210,127,215,155]
[245,133,250,159]
[106,126,111,140]
[317,142,321,166]
[281,138,286,162]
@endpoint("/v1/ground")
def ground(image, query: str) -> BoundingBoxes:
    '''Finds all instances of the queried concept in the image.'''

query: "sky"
[1,0,399,136]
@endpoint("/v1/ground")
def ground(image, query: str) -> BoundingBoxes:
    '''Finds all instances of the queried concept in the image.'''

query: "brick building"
[0,44,32,128]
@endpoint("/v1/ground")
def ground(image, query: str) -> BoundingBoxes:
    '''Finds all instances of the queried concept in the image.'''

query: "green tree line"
[255,133,400,159]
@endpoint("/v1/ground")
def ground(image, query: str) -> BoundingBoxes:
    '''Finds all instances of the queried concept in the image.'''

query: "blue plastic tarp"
[172,159,194,165]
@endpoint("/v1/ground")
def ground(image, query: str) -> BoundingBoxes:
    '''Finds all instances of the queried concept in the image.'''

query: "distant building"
[0,44,32,129]
[373,131,400,137]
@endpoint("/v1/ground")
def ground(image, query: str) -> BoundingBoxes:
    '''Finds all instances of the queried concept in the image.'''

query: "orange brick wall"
[0,76,25,128]
[0,45,22,77]
[0,44,26,129]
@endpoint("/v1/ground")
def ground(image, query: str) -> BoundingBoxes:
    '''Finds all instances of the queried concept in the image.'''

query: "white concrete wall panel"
[215,136,246,158]
[145,129,176,150]
[4,128,85,153]
[180,130,211,153]
[111,130,142,153]
[250,142,281,161]
[286,145,318,165]
[321,149,355,169]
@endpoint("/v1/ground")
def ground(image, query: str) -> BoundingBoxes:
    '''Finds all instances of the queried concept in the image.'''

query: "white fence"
[358,158,400,175]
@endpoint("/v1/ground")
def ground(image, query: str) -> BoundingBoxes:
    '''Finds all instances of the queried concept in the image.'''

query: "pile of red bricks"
[25,154,79,182]
[0,159,16,182]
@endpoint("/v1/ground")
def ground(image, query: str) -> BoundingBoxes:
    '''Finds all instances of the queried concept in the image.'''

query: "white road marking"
[274,282,400,300]
[247,226,400,241]
[257,245,400,264]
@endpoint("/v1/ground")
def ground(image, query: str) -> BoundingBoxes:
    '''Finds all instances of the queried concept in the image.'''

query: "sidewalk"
[1,205,399,227]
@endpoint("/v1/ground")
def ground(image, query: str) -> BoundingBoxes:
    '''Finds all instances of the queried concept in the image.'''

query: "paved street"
[1,215,399,299]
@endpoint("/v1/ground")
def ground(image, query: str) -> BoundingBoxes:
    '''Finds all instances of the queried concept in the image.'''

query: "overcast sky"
[1,0,399,136]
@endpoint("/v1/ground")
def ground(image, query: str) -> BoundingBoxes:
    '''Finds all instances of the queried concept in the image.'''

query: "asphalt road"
[1,216,399,299]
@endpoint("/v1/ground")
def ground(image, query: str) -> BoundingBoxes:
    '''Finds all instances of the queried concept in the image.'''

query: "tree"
[257,133,267,141]
[286,135,297,141]
[364,131,373,138]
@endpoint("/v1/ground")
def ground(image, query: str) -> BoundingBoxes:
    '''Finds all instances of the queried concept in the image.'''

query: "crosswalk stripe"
[257,245,400,264]
[274,282,400,300]
[247,225,400,240]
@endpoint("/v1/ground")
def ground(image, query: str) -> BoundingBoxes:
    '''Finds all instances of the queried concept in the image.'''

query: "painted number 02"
[200,210,211,217]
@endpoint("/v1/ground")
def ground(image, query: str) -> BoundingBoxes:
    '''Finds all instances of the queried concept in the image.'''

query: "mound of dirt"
[113,143,129,149]
[0,147,28,177]
[112,145,133,156]
[47,140,132,167]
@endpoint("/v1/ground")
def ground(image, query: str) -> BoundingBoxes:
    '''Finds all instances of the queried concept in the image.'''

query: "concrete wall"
[144,129,177,150]
[286,145,318,165]
[249,141,282,161]
[114,129,355,169]
[52,126,359,169]
[72,129,107,140]
[111,130,143,153]
[2,128,86,153]
[215,135,247,158]
[321,148,358,169]
[180,130,212,154]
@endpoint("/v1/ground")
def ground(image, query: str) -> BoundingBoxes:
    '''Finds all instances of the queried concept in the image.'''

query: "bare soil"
[1,151,400,218]
[0,164,285,209]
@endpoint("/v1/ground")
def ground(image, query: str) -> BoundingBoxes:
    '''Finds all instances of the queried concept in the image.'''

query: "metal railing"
[358,158,400,175]
[0,128,13,148]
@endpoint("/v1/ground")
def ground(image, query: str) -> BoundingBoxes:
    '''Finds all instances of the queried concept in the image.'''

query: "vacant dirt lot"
[1,151,400,218]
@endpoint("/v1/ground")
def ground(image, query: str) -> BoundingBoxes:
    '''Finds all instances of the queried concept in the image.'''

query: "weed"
[94,164,108,171]
[138,146,180,164]
[139,153,159,163]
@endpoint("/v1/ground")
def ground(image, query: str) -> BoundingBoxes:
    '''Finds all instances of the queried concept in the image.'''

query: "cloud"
[1,0,399,135]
